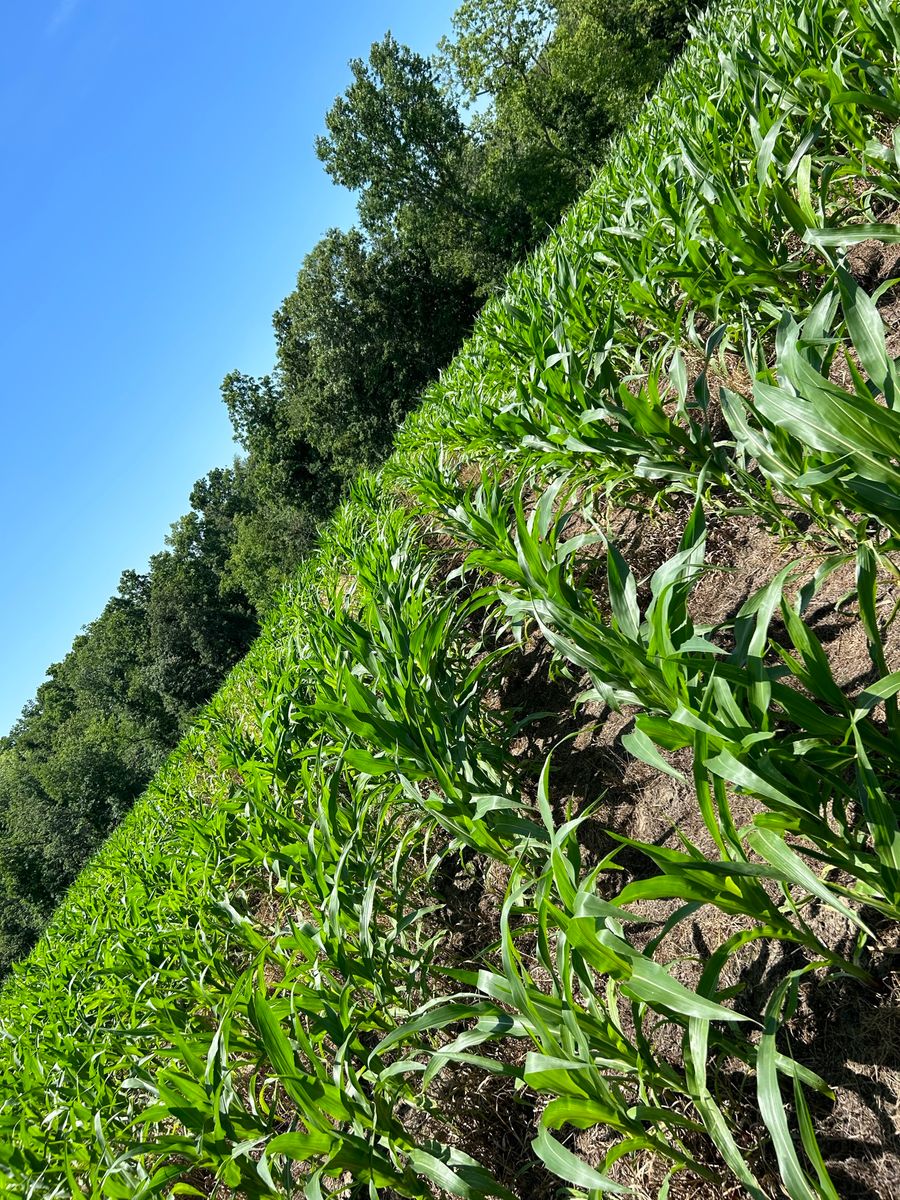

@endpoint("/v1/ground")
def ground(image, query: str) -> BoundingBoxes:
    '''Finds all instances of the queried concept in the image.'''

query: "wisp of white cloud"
[46,0,81,36]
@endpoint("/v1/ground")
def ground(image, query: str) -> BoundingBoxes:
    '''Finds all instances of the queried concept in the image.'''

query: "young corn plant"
[413,464,899,936]
[292,525,545,865]
[2,0,899,1196]
[381,758,844,1200]
[724,272,900,548]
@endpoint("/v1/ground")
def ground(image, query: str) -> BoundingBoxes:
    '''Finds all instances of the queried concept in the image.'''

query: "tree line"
[0,0,701,971]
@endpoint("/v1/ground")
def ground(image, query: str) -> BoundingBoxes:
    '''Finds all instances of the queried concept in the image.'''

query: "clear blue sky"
[0,0,458,735]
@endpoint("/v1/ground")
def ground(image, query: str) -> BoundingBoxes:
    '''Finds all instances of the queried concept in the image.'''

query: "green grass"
[1,0,898,1195]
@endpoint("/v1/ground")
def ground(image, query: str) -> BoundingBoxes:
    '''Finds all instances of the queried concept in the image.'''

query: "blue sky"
[0,0,458,734]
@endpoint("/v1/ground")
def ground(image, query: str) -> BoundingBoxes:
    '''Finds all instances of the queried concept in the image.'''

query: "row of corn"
[0,0,898,1195]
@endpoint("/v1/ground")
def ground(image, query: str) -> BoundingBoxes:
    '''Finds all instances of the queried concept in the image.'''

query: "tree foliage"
[274,228,478,473]
[316,35,473,235]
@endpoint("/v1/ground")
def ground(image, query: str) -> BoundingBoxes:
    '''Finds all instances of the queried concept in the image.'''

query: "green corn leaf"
[831,89,900,119]
[574,887,648,924]
[408,1145,516,1200]
[756,112,787,185]
[753,380,900,487]
[631,713,694,752]
[524,1053,594,1097]
[266,1130,336,1159]
[247,990,351,1124]
[804,224,900,248]
[733,561,797,662]
[852,671,900,720]
[685,933,770,1200]
[607,543,641,640]
[837,268,895,405]
[531,1127,630,1194]
[794,1074,840,1200]
[745,828,872,935]
[542,1096,636,1132]
[376,1000,502,1057]
[856,544,888,675]
[705,749,802,812]
[795,154,817,226]
[621,727,688,782]
[342,749,398,776]
[852,725,900,876]
[778,600,848,712]
[597,928,750,1023]
[757,976,820,1200]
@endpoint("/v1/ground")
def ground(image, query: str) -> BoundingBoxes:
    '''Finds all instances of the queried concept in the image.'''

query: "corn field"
[1,0,899,1196]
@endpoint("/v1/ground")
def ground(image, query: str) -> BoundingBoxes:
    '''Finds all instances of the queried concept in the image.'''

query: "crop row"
[0,0,897,1196]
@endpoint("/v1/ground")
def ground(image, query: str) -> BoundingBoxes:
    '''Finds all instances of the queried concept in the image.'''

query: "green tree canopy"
[316,33,473,236]
[274,227,477,474]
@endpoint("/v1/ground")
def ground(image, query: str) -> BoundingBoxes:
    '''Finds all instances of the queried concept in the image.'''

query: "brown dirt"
[845,235,900,297]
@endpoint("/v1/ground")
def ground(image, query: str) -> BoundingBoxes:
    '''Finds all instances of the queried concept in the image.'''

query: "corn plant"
[1,0,899,1197]
[724,272,900,547]
[379,758,845,1200]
